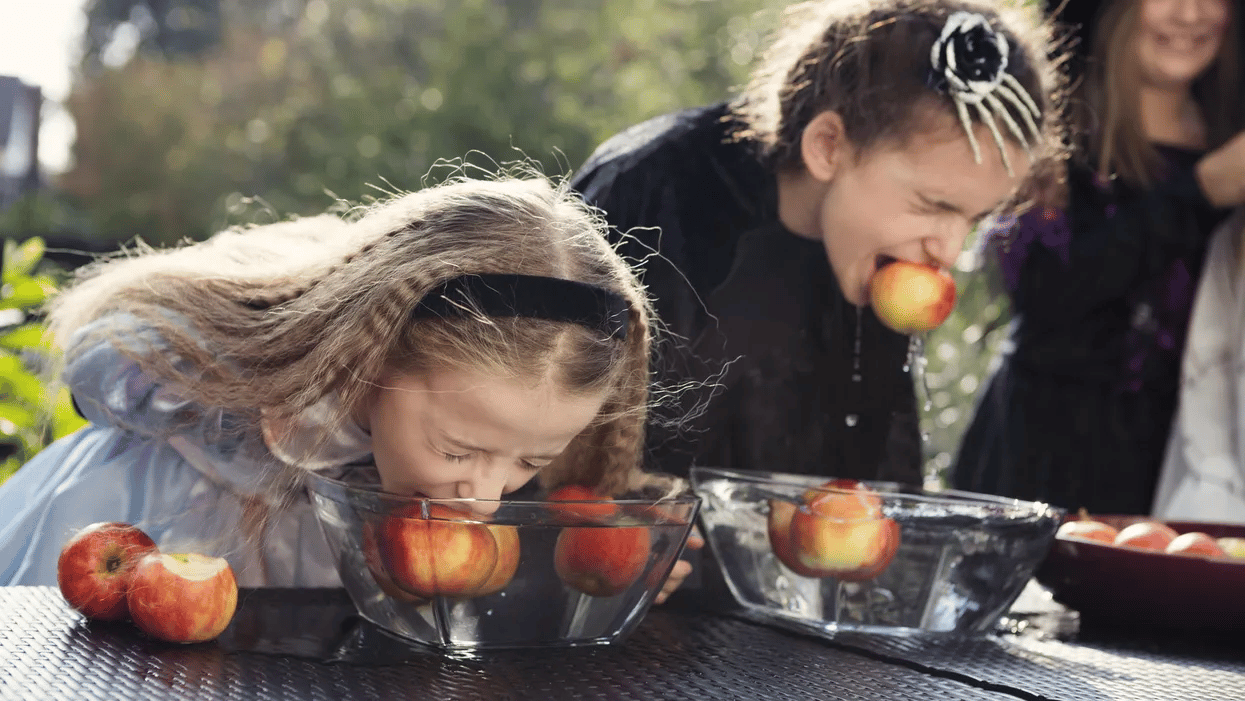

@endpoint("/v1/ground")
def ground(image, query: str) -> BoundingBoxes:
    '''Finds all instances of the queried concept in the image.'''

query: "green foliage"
[0,238,87,484]
[63,0,777,245]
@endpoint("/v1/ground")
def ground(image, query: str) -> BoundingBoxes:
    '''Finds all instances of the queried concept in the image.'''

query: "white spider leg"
[955,99,983,165]
[974,101,1014,176]
[996,84,1042,143]
[985,92,1030,152]
[1001,73,1041,117]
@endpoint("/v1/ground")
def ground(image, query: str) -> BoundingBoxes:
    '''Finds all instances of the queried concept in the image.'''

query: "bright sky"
[0,0,89,173]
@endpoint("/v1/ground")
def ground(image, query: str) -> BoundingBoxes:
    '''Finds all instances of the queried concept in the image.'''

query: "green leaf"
[0,401,36,429]
[0,323,50,351]
[0,278,55,310]
[1,238,45,283]
[52,387,88,439]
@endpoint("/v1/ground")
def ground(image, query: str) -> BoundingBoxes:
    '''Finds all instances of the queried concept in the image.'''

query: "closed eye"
[442,452,473,463]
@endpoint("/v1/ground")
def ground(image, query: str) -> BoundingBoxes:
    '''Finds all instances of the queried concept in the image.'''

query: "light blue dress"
[0,315,373,587]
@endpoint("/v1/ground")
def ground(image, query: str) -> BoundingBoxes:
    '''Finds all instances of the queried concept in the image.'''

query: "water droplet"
[923,401,933,412]
[902,364,911,373]
[851,373,862,382]
[845,414,859,427]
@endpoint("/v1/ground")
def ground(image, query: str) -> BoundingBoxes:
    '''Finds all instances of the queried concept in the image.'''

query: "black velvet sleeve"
[1004,159,1222,334]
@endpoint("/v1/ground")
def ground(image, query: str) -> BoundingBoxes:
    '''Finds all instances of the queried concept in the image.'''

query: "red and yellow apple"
[378,503,499,599]
[788,479,901,581]
[1056,519,1118,544]
[57,521,158,621]
[1165,531,1226,558]
[554,524,651,598]
[870,260,957,334]
[1217,537,1245,559]
[767,499,827,578]
[126,552,238,643]
[1113,521,1180,551]
[473,524,521,597]
[361,522,426,603]
[548,488,651,597]
[547,485,619,523]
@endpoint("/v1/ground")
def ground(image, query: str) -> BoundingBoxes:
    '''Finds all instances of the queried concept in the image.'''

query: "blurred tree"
[63,0,776,246]
[83,0,225,68]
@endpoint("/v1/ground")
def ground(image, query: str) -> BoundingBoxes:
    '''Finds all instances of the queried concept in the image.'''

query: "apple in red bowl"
[1036,514,1245,630]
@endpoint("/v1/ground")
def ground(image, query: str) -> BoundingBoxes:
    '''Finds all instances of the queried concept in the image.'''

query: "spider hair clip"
[929,11,1042,176]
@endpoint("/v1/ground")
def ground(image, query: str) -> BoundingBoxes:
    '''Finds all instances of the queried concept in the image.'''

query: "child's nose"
[456,465,508,515]
[924,229,965,270]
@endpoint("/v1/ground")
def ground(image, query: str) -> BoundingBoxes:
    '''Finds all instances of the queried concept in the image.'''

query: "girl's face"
[1135,0,1231,89]
[815,120,1030,307]
[364,366,609,514]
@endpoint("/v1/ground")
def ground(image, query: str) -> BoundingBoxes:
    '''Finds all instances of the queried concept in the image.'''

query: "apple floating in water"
[378,503,500,599]
[779,479,901,582]
[869,259,957,334]
[548,485,652,598]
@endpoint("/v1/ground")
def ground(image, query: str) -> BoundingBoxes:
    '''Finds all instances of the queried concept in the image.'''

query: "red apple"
[547,485,619,523]
[554,524,651,598]
[870,260,957,334]
[379,503,499,599]
[767,499,829,578]
[361,522,425,603]
[126,552,238,643]
[1217,537,1245,559]
[1165,531,1226,558]
[1056,519,1118,544]
[1113,521,1180,551]
[56,522,158,621]
[789,479,901,581]
[473,524,521,597]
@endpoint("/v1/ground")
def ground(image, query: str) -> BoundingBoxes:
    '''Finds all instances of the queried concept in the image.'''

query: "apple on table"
[56,521,158,621]
[127,552,239,644]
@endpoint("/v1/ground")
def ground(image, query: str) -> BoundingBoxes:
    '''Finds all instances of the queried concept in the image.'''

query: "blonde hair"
[733,0,1067,190]
[50,174,655,496]
[1084,0,1242,188]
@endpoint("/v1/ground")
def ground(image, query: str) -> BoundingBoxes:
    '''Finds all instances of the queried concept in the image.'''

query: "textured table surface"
[1,586,1241,701]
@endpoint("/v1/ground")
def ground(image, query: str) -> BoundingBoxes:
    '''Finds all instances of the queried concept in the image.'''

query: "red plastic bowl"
[1034,515,1245,629]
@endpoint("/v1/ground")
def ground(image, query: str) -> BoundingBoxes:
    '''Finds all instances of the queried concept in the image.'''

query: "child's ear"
[800,110,851,182]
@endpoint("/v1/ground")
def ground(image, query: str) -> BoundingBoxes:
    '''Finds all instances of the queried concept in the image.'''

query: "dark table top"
[1,586,1242,701]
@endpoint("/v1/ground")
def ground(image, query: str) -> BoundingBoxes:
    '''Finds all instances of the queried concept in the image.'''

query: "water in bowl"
[697,475,1059,637]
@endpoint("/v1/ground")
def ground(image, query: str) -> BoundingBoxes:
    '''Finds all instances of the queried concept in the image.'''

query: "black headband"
[411,273,629,341]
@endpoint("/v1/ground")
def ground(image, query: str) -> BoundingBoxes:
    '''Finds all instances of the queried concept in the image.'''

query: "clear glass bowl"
[690,467,1062,638]
[307,467,700,651]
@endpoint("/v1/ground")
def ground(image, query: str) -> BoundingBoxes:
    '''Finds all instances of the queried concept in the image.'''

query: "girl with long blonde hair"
[0,173,668,589]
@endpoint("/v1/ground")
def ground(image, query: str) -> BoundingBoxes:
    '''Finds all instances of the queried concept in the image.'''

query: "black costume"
[953,148,1230,513]
[572,103,922,486]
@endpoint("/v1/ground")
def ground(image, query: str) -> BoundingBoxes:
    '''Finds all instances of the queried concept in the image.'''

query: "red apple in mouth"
[870,259,957,334]
[56,522,158,621]
[549,487,651,597]
[787,479,901,581]
[126,552,238,643]
[378,503,499,599]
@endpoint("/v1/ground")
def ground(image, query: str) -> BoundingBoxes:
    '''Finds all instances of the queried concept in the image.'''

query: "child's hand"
[654,527,705,604]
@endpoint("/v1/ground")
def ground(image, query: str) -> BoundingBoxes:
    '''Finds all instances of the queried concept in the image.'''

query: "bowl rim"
[305,467,701,509]
[689,466,1063,516]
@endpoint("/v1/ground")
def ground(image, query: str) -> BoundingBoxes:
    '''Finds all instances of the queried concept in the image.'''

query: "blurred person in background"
[954,0,1245,516]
